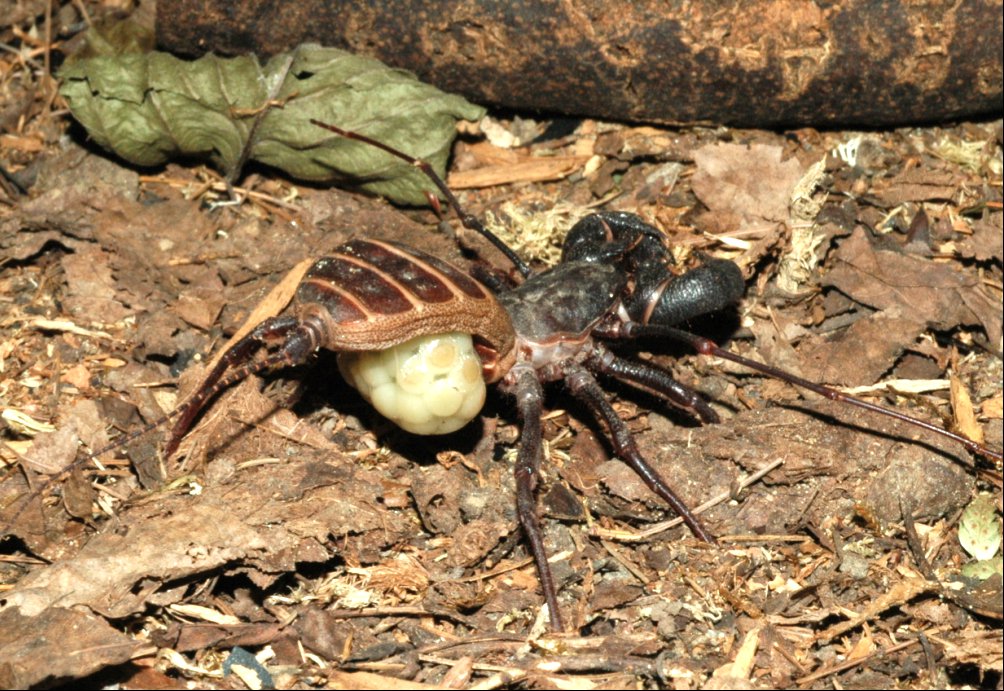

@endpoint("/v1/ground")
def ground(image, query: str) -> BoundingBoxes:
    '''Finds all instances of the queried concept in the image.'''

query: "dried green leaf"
[960,554,1004,580]
[59,43,485,205]
[72,17,155,59]
[958,493,1002,562]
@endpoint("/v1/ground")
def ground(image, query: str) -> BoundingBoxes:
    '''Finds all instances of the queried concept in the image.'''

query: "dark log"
[156,0,1002,128]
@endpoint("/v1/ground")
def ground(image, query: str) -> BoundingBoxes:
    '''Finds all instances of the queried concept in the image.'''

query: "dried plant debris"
[0,606,143,689]
[60,41,484,204]
[958,493,1003,578]
[1,12,1002,685]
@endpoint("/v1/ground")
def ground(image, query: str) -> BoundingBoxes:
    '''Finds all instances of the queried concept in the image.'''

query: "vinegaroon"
[3,121,1001,633]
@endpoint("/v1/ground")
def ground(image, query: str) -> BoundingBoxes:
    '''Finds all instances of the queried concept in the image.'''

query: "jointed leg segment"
[564,362,715,545]
[587,346,720,424]
[163,316,322,458]
[511,366,565,631]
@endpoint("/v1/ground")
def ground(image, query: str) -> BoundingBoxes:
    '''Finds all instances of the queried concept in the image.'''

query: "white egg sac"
[337,332,486,434]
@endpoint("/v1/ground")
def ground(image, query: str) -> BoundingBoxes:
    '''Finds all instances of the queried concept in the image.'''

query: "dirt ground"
[1,4,1003,690]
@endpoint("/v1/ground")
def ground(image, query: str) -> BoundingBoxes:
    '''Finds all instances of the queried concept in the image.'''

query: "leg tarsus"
[510,366,566,632]
[564,362,715,544]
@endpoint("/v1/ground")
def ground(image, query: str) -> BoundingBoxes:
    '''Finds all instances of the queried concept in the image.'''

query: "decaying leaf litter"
[1,12,1003,691]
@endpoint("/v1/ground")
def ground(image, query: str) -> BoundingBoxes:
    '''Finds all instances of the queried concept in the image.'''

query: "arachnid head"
[561,212,746,327]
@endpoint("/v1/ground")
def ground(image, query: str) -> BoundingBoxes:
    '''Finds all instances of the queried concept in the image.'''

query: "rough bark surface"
[156,0,1003,127]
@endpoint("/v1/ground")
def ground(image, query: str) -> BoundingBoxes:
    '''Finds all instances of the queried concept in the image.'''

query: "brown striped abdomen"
[295,239,515,364]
